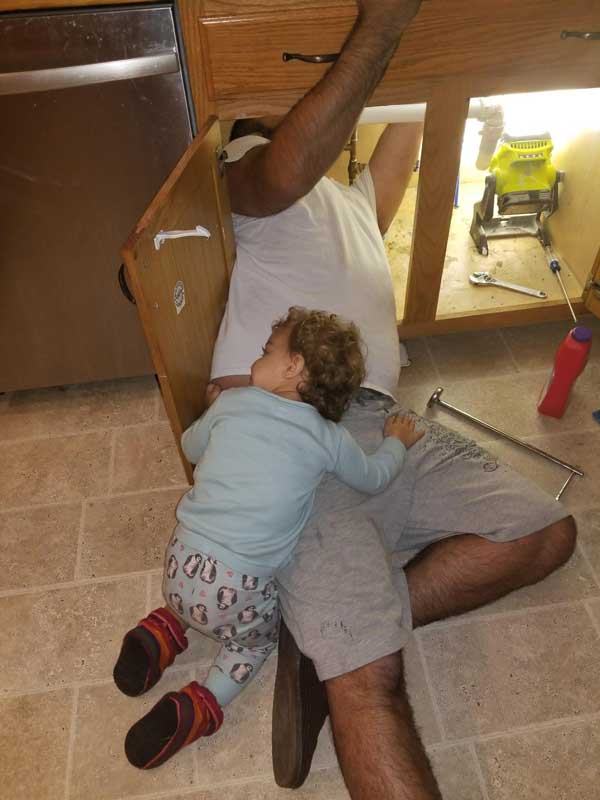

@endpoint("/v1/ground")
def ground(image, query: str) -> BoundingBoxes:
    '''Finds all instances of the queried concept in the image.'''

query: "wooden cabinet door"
[585,248,600,320]
[121,117,235,483]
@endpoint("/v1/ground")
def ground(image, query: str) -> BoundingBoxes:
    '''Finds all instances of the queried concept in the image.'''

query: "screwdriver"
[541,243,578,324]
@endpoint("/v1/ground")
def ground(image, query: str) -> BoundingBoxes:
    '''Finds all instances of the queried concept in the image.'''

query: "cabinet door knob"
[561,30,600,40]
[282,52,339,64]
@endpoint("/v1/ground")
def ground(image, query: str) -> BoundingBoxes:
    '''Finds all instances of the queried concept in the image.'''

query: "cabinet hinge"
[216,146,228,176]
[585,276,600,296]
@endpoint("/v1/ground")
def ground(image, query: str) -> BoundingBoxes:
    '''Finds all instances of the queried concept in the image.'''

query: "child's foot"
[125,682,223,768]
[113,607,188,697]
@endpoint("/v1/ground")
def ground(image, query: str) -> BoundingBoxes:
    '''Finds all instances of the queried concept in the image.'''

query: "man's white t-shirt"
[211,135,401,398]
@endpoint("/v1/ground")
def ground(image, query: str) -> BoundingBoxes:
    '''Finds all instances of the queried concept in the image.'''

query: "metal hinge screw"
[585,277,600,297]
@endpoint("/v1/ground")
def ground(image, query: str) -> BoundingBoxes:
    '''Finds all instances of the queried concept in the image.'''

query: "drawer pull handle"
[118,264,136,305]
[0,52,178,96]
[282,52,339,64]
[561,30,600,40]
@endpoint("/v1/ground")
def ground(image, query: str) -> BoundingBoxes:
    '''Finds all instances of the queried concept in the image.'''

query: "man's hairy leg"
[406,516,577,627]
[324,517,576,799]
[326,654,442,800]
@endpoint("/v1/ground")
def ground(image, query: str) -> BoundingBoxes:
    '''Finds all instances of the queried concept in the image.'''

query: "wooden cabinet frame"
[191,0,600,336]
[3,0,598,337]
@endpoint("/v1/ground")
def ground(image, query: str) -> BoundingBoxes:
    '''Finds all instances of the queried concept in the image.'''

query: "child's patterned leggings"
[162,534,279,707]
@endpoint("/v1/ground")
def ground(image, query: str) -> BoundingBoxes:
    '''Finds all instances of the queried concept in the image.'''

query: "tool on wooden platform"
[470,132,564,257]
[427,387,584,500]
[469,271,547,299]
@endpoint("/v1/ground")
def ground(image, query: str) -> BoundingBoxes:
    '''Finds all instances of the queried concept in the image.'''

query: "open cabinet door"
[121,117,235,484]
[585,247,600,320]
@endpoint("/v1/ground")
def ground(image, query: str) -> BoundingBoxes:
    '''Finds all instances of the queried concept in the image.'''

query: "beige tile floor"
[2,318,600,800]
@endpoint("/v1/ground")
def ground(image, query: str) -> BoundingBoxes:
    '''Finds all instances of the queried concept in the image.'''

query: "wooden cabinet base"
[397,300,588,339]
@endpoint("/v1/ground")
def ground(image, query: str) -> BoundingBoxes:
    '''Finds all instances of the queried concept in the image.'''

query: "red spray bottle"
[537,326,592,418]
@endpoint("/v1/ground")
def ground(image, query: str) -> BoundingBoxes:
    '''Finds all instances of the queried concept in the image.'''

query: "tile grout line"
[73,501,87,582]
[583,600,600,640]
[107,428,117,496]
[415,632,448,743]
[419,598,596,633]
[468,740,491,800]
[576,540,600,590]
[421,337,443,383]
[0,484,189,516]
[406,359,600,396]
[497,327,521,373]
[1,660,199,700]
[0,418,172,447]
[108,764,337,800]
[426,708,600,751]
[0,568,163,600]
[525,427,600,445]
[63,685,79,800]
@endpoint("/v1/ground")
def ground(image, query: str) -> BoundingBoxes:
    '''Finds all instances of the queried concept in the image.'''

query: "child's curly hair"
[273,307,366,422]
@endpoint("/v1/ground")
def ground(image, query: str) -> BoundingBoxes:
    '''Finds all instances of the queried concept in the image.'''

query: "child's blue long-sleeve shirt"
[176,387,406,576]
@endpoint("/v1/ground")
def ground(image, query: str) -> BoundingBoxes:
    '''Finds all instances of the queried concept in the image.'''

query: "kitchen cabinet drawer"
[200,1,600,118]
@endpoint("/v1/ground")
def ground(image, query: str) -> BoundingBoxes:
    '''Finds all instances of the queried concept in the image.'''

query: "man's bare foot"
[205,382,222,407]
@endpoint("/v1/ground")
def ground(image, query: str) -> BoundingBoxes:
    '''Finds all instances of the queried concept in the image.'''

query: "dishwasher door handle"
[0,51,178,96]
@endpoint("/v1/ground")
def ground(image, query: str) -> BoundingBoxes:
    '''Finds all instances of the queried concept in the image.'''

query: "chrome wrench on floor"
[469,271,547,299]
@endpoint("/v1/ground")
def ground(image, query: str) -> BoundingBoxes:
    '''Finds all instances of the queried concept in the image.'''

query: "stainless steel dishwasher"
[0,5,193,391]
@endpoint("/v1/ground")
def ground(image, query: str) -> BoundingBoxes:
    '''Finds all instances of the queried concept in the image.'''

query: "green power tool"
[470,132,564,256]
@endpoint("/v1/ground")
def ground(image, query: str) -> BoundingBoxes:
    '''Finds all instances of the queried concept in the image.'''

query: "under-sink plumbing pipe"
[359,98,505,170]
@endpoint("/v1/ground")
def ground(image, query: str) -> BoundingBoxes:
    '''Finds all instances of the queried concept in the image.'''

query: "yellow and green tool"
[470,132,563,256]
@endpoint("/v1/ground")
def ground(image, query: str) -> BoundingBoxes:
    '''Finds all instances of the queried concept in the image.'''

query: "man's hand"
[384,414,425,449]
[205,382,222,408]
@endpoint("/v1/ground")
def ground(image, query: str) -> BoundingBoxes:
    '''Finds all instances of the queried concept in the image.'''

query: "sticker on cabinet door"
[174,280,186,315]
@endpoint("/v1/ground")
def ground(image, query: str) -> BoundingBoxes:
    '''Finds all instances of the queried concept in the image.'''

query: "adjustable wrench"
[469,271,547,299]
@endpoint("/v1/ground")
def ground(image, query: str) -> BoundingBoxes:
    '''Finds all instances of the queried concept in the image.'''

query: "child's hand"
[205,382,222,407]
[384,414,425,449]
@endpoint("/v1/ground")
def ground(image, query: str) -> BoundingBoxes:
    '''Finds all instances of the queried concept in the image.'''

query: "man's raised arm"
[226,1,422,217]
[367,122,423,235]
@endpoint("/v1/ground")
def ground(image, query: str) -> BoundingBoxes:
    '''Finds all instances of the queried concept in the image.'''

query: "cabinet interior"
[329,87,600,326]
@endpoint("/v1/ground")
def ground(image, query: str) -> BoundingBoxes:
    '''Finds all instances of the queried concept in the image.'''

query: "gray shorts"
[275,391,568,681]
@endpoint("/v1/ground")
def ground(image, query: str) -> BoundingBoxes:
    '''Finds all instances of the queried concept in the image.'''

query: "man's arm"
[226,1,423,217]
[368,121,424,235]
[212,375,249,391]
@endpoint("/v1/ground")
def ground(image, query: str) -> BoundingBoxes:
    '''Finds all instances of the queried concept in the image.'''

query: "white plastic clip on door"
[153,225,211,251]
